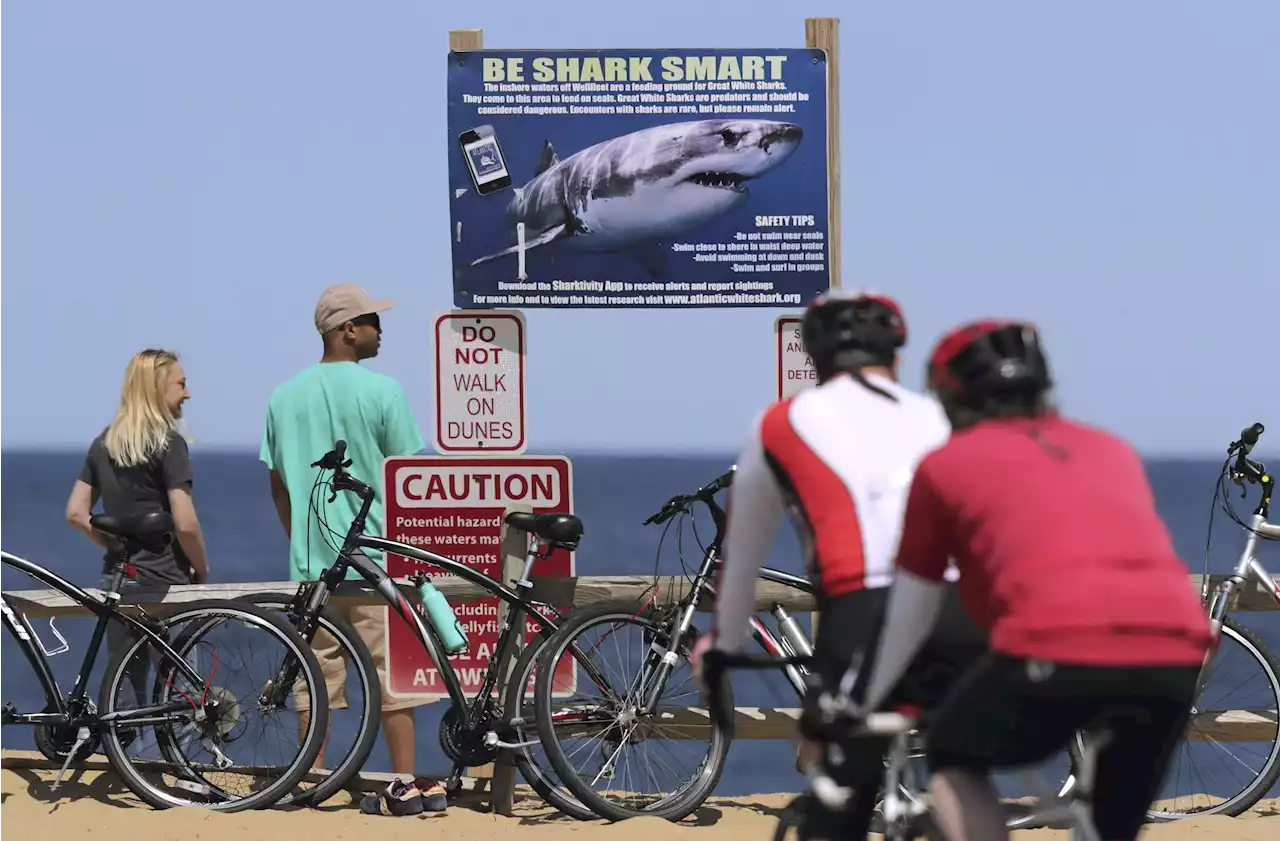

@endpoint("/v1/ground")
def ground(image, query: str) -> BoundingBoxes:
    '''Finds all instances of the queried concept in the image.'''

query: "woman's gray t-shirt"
[78,430,195,585]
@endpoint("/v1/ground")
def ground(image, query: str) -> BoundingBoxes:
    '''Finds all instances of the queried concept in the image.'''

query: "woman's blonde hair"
[103,348,184,468]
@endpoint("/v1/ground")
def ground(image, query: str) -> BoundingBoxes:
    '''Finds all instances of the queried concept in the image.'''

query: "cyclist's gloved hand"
[690,634,714,692]
[691,635,736,736]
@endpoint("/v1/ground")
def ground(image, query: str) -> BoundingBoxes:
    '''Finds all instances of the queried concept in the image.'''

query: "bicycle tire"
[501,628,600,820]
[1146,615,1280,820]
[533,602,731,822]
[97,599,329,811]
[243,594,381,808]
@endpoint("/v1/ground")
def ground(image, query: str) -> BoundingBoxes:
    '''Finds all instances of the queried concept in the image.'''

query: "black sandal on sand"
[360,778,425,817]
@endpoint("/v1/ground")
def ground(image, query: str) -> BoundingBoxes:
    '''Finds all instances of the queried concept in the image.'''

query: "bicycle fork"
[1196,579,1237,704]
[636,573,711,715]
[262,582,330,708]
[636,591,812,715]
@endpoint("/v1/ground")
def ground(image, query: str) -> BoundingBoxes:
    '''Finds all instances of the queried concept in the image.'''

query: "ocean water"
[2,450,1278,801]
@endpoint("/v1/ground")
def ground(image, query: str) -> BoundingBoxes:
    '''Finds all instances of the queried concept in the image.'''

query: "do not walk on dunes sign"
[434,310,527,454]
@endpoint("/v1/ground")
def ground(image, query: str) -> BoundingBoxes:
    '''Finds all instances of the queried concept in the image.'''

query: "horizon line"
[0,443,1235,461]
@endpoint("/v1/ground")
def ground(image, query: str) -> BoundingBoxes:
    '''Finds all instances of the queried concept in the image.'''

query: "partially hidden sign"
[435,310,527,454]
[775,315,815,399]
[382,456,575,699]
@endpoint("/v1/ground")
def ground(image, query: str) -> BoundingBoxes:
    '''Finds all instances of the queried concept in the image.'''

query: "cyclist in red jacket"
[851,319,1212,841]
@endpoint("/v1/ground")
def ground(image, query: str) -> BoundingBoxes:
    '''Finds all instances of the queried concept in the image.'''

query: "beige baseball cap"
[314,283,396,333]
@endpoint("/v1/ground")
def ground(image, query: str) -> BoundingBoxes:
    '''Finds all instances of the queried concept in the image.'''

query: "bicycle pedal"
[2,702,17,723]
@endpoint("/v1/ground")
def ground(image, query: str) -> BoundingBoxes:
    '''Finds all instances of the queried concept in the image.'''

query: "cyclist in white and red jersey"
[695,290,988,841]
[851,319,1213,841]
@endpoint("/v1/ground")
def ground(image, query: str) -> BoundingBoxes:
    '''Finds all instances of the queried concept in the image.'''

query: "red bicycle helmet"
[927,319,1052,402]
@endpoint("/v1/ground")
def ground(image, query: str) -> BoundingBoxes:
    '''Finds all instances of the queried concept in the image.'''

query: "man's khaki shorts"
[291,603,431,713]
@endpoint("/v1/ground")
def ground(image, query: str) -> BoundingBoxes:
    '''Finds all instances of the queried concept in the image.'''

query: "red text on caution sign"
[381,456,574,699]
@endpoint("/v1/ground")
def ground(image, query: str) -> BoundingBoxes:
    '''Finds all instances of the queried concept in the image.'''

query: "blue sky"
[2,2,1275,455]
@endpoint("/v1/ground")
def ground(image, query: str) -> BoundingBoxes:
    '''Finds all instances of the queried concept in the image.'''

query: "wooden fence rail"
[4,569,1277,815]
[6,572,1278,619]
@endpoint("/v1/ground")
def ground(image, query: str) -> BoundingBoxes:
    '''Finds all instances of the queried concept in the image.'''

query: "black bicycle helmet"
[926,319,1052,406]
[801,290,907,385]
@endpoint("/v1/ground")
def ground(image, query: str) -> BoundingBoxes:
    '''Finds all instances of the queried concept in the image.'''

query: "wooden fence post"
[450,27,483,53]
[483,501,532,815]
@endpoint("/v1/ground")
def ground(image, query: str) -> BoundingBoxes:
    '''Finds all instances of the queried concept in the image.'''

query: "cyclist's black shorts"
[801,584,988,741]
[926,654,1198,841]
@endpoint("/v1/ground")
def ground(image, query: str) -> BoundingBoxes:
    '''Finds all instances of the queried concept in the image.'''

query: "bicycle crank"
[438,705,499,766]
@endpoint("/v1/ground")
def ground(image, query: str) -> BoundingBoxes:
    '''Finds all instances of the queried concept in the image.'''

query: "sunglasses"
[349,312,381,331]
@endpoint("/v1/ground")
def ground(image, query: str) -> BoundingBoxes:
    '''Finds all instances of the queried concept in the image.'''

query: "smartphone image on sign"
[459,125,512,195]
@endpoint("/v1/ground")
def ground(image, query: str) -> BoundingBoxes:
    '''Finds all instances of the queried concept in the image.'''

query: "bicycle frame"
[629,478,818,716]
[284,471,613,738]
[1199,472,1279,697]
[0,550,209,728]
[343,533,595,711]
[1205,518,1280,624]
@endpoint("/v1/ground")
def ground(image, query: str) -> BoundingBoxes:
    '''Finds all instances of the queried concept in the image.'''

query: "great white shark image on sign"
[467,119,803,277]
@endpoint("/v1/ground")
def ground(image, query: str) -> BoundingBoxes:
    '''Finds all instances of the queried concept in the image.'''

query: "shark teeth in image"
[687,172,749,192]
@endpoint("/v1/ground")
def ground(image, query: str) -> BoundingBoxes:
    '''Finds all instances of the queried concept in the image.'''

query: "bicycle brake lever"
[1231,472,1247,497]
[327,488,338,503]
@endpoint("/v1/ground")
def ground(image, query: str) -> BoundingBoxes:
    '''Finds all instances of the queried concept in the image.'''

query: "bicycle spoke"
[1148,620,1280,818]
[540,610,720,813]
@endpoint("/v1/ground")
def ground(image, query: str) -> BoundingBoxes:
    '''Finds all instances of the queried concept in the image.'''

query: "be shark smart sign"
[447,48,831,309]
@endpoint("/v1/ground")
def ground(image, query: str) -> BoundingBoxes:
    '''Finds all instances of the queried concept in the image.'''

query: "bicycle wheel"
[533,602,731,822]
[97,599,329,811]
[501,625,602,820]
[1146,616,1280,819]
[243,594,381,807]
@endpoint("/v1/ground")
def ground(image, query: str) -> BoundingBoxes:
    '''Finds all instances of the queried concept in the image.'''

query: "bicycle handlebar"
[311,440,376,502]
[1244,419,1264,453]
[1228,423,1267,485]
[700,649,809,734]
[699,649,913,740]
[643,466,736,525]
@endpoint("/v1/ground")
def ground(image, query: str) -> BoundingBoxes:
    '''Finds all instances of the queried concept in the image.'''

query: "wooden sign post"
[445,20,842,813]
[803,17,840,638]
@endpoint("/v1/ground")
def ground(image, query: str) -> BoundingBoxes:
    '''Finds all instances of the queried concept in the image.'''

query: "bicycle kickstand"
[442,760,466,800]
[50,726,93,791]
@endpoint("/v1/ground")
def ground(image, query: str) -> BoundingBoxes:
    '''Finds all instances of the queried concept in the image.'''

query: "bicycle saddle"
[91,511,175,550]
[503,512,583,550]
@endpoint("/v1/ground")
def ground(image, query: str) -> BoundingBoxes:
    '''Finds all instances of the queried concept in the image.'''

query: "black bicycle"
[254,440,620,817]
[531,467,821,822]
[700,651,1108,841]
[1,511,330,811]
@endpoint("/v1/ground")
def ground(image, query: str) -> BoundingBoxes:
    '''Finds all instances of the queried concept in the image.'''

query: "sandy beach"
[2,764,1276,841]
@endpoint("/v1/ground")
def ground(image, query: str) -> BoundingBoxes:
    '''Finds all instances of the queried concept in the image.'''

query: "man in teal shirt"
[261,282,438,803]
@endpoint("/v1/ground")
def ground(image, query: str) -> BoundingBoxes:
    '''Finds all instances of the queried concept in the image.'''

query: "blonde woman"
[66,349,210,586]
